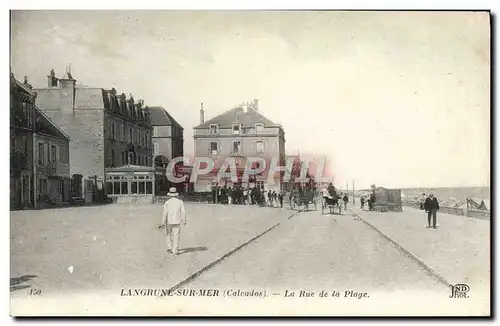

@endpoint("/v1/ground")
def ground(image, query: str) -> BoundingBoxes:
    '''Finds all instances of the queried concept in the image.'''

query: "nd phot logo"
[449,284,470,299]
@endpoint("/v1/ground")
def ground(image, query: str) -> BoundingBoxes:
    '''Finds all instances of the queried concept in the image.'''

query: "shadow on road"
[10,275,37,292]
[179,246,208,255]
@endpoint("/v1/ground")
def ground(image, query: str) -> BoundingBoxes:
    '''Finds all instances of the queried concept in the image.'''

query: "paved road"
[12,205,485,316]
[183,209,446,294]
[10,203,293,298]
[350,205,490,290]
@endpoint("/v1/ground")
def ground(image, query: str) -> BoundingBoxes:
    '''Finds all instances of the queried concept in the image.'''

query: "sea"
[400,187,491,202]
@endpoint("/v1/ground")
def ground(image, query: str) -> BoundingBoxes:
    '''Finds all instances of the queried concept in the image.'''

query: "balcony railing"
[36,161,57,175]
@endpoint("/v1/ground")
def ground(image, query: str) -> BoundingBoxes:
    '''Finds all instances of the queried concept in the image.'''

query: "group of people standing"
[360,191,376,211]
[211,185,284,208]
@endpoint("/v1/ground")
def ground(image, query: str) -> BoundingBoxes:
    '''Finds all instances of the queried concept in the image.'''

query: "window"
[255,123,264,133]
[113,182,120,194]
[153,142,159,155]
[107,182,113,194]
[232,124,241,135]
[139,182,145,194]
[121,182,128,194]
[38,143,44,164]
[129,128,133,143]
[111,122,116,140]
[131,182,138,194]
[210,142,219,155]
[122,124,127,142]
[256,141,264,153]
[146,182,152,194]
[145,157,149,166]
[51,145,57,163]
[232,141,242,154]
[209,124,219,135]
[111,149,116,167]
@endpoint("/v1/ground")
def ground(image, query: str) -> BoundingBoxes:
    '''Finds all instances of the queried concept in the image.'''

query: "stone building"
[34,68,153,203]
[148,106,184,194]
[34,108,71,205]
[193,99,286,192]
[10,73,36,209]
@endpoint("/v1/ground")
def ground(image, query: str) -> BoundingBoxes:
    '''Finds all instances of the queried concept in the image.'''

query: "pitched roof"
[35,107,70,140]
[148,106,183,129]
[12,74,36,97]
[194,107,279,129]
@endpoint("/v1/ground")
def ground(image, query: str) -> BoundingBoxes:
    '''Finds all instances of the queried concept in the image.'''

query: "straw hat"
[167,187,179,197]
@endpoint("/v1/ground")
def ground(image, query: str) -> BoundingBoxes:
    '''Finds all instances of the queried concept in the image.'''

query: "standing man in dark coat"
[343,193,349,210]
[211,184,216,204]
[278,192,283,208]
[424,193,440,229]
[368,191,375,211]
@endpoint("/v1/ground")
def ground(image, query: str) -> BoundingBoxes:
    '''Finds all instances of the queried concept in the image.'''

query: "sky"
[10,10,490,189]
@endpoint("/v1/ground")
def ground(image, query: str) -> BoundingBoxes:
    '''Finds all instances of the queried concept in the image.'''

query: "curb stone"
[349,209,452,289]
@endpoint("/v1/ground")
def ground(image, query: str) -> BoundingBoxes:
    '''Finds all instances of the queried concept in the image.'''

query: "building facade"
[148,106,184,194]
[34,68,153,203]
[193,99,286,192]
[10,74,35,210]
[34,108,71,205]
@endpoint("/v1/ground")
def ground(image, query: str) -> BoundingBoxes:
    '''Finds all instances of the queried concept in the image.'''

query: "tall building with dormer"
[34,68,153,203]
[193,99,286,192]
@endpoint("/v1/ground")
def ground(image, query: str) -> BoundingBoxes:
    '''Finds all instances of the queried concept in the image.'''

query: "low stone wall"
[403,202,490,219]
[467,209,490,220]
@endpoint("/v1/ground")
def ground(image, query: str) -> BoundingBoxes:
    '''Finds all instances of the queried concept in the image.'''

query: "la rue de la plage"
[120,288,370,299]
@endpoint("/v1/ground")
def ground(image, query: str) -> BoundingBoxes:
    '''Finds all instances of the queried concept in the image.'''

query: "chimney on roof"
[23,76,33,89]
[47,69,58,87]
[200,102,205,124]
[59,65,76,113]
[252,98,258,111]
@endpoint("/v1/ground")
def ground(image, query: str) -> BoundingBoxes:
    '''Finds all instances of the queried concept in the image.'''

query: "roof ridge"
[35,106,70,140]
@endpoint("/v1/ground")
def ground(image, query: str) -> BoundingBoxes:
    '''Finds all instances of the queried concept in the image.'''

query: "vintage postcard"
[9,10,491,316]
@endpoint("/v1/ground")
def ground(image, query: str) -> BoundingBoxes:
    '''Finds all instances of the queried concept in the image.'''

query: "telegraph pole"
[352,180,355,205]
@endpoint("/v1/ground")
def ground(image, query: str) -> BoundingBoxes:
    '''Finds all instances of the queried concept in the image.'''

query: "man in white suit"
[161,187,187,255]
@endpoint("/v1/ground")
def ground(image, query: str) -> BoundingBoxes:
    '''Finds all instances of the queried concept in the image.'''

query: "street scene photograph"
[8,10,491,316]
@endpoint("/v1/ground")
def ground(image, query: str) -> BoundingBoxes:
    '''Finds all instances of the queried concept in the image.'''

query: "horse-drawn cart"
[321,194,342,215]
[293,190,318,212]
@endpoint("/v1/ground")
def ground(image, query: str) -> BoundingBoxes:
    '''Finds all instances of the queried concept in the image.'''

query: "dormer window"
[232,124,241,135]
[255,123,264,133]
[209,124,219,135]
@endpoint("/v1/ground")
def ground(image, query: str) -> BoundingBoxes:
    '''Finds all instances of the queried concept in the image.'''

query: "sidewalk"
[10,203,295,298]
[350,205,490,292]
